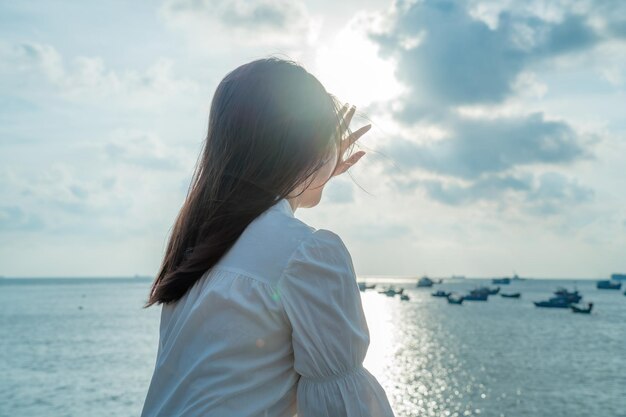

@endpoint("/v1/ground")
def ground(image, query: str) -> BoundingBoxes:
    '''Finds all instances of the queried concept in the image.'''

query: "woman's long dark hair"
[144,56,353,307]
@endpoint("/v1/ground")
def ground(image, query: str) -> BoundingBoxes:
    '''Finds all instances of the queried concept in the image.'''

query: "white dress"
[140,197,395,417]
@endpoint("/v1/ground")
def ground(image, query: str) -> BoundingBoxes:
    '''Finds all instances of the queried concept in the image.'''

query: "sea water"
[0,277,624,417]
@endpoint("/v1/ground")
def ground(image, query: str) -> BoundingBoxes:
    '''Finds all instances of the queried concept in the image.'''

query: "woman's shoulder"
[215,206,318,282]
[283,227,353,275]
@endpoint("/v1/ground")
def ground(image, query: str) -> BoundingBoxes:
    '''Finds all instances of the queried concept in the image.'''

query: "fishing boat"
[378,286,404,297]
[488,286,500,295]
[447,294,464,304]
[472,286,500,295]
[534,297,572,308]
[359,282,377,291]
[596,280,622,290]
[492,277,511,284]
[400,294,410,301]
[431,290,450,297]
[463,290,489,301]
[500,292,521,298]
[571,302,593,314]
[553,288,582,303]
[416,276,434,287]
[610,273,626,281]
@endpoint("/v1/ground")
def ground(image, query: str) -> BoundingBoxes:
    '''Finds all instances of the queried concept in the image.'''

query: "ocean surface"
[1,277,624,417]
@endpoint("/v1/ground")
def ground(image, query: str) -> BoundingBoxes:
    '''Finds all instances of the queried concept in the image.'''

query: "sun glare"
[314,18,404,107]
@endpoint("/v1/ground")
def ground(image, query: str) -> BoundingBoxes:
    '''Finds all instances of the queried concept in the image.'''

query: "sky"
[1,0,625,279]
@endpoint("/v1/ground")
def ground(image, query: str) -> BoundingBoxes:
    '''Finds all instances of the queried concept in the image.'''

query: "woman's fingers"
[338,104,356,137]
[338,102,350,119]
[331,103,370,176]
[341,123,371,155]
[333,151,366,176]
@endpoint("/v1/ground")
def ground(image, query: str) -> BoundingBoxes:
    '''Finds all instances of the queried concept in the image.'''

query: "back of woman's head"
[145,56,348,307]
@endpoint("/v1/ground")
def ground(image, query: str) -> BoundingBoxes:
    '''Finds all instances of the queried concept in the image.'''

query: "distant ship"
[416,276,434,287]
[597,280,622,290]
[611,273,626,281]
[492,277,511,284]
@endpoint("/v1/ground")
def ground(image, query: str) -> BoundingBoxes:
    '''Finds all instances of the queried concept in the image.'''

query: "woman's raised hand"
[331,104,371,177]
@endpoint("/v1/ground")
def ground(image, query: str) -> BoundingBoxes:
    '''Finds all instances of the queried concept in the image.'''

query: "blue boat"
[534,296,572,308]
[501,292,521,298]
[416,276,434,287]
[597,280,622,290]
[463,290,489,301]
[378,286,404,297]
[487,286,500,295]
[492,277,511,284]
[447,294,464,304]
[571,302,593,314]
[431,290,450,297]
[553,288,582,303]
[358,282,377,291]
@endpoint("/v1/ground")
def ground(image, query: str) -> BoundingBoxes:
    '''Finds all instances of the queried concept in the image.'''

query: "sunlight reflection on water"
[363,291,478,417]
[361,279,626,417]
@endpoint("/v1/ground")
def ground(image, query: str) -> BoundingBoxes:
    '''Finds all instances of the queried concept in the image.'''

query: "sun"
[314,14,405,108]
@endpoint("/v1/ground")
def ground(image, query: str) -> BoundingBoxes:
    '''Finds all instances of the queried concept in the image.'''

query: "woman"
[140,57,395,417]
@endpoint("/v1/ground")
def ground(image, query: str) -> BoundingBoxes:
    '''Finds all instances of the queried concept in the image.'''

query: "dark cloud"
[367,0,605,214]
[419,173,533,206]
[381,112,593,179]
[414,171,593,215]
[608,20,626,38]
[369,0,605,118]
[537,14,600,55]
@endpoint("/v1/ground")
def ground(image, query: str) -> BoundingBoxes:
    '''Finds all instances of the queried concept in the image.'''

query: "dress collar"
[271,197,294,217]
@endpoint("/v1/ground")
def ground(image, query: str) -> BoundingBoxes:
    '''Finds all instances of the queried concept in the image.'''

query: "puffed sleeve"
[278,229,395,417]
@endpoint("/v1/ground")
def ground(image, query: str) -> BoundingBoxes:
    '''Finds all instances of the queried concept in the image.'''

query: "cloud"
[418,172,533,206]
[357,0,612,216]
[100,128,189,171]
[0,205,45,232]
[368,0,608,119]
[415,170,593,214]
[525,171,595,215]
[0,130,191,238]
[0,41,198,108]
[381,112,594,179]
[159,0,320,48]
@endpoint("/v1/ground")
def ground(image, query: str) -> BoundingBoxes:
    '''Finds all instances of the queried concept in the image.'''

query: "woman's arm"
[278,229,396,417]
